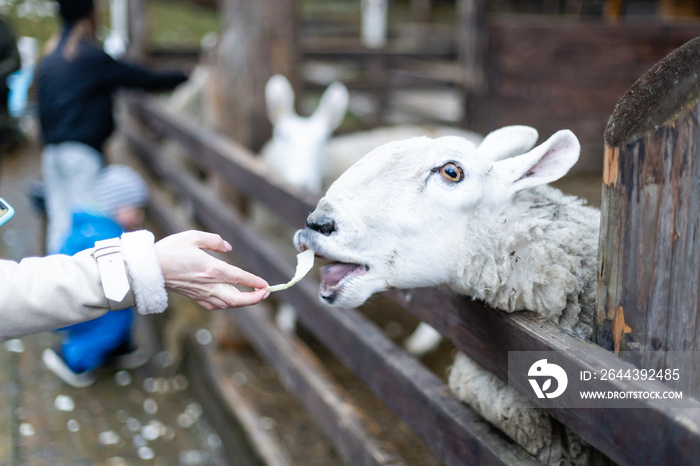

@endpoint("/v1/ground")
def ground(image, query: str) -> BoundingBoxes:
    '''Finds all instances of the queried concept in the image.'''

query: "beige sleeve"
[0,250,110,340]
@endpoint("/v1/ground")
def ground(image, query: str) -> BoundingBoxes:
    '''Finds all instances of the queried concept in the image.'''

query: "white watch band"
[92,237,136,310]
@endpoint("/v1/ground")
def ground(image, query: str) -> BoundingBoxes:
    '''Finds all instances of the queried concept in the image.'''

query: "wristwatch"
[92,237,136,310]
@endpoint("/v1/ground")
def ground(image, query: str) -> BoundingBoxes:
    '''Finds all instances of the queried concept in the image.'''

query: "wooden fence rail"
[120,92,700,465]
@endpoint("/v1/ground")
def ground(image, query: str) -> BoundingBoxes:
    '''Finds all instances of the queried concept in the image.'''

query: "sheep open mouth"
[319,262,368,302]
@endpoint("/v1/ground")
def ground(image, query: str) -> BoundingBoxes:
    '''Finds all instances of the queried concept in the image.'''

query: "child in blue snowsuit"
[42,165,150,387]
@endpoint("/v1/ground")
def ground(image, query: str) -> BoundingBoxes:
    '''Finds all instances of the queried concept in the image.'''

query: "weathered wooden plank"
[147,189,293,466]
[202,348,294,466]
[392,58,465,85]
[211,0,298,151]
[388,288,700,466]
[180,332,276,466]
[234,305,407,466]
[126,0,148,61]
[301,38,455,60]
[488,19,700,174]
[598,37,700,394]
[456,0,487,129]
[147,47,201,61]
[122,94,317,229]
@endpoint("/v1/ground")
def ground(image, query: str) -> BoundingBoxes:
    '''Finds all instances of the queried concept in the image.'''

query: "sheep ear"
[492,130,580,192]
[312,81,349,131]
[265,74,296,124]
[477,125,539,161]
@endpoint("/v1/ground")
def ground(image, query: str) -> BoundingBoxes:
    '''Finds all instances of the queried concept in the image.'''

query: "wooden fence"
[118,84,700,464]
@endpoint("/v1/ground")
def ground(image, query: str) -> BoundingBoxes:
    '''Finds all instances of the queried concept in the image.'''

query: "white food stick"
[267,249,315,292]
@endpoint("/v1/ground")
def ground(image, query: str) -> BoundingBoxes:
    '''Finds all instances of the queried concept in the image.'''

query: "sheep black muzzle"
[306,212,337,236]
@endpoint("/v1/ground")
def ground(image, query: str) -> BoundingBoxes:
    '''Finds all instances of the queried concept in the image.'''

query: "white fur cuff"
[121,230,168,315]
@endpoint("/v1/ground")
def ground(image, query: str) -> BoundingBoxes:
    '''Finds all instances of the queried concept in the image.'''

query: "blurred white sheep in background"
[259,74,350,193]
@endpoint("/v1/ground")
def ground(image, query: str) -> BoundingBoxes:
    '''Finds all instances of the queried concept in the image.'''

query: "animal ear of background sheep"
[265,73,349,130]
[295,126,601,464]
[262,74,349,193]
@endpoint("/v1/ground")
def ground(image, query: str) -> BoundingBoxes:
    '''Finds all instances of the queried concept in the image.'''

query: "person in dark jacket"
[38,0,188,253]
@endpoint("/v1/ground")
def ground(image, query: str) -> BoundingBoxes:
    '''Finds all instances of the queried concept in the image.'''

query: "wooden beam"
[597,37,700,393]
[182,334,284,466]
[211,0,298,151]
[388,288,700,466]
[487,19,700,175]
[301,39,455,60]
[122,94,317,229]
[126,0,149,61]
[234,306,407,466]
[456,0,487,130]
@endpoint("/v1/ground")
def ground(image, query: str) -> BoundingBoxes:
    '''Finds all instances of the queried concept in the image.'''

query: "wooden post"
[410,0,432,22]
[126,0,148,61]
[361,0,388,49]
[596,37,700,394]
[210,0,298,152]
[456,0,486,131]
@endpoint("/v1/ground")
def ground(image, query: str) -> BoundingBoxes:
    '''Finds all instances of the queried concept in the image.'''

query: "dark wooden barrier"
[597,37,700,394]
[120,90,700,465]
[299,18,700,170]
[486,19,700,174]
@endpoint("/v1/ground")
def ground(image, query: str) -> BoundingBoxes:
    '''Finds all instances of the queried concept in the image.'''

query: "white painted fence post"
[105,0,129,58]
[361,0,388,49]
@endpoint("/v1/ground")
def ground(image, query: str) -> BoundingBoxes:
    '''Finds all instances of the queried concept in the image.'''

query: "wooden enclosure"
[117,1,700,464]
[597,37,700,396]
[118,60,700,461]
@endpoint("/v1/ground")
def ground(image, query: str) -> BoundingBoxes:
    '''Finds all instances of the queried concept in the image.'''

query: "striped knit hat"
[97,165,149,215]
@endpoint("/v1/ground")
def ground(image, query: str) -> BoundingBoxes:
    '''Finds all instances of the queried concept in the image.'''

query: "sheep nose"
[306,212,337,236]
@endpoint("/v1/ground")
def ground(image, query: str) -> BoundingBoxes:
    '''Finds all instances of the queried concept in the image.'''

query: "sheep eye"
[440,163,463,182]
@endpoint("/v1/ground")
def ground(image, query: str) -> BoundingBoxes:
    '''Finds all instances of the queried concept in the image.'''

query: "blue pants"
[61,309,133,373]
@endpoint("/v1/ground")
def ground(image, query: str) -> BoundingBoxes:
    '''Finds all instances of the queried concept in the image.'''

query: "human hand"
[154,230,269,310]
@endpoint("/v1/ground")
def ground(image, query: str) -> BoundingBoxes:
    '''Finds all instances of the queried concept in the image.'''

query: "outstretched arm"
[0,230,269,340]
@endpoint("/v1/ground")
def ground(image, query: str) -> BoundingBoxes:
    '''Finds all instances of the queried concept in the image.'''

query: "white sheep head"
[263,74,349,192]
[293,126,581,308]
